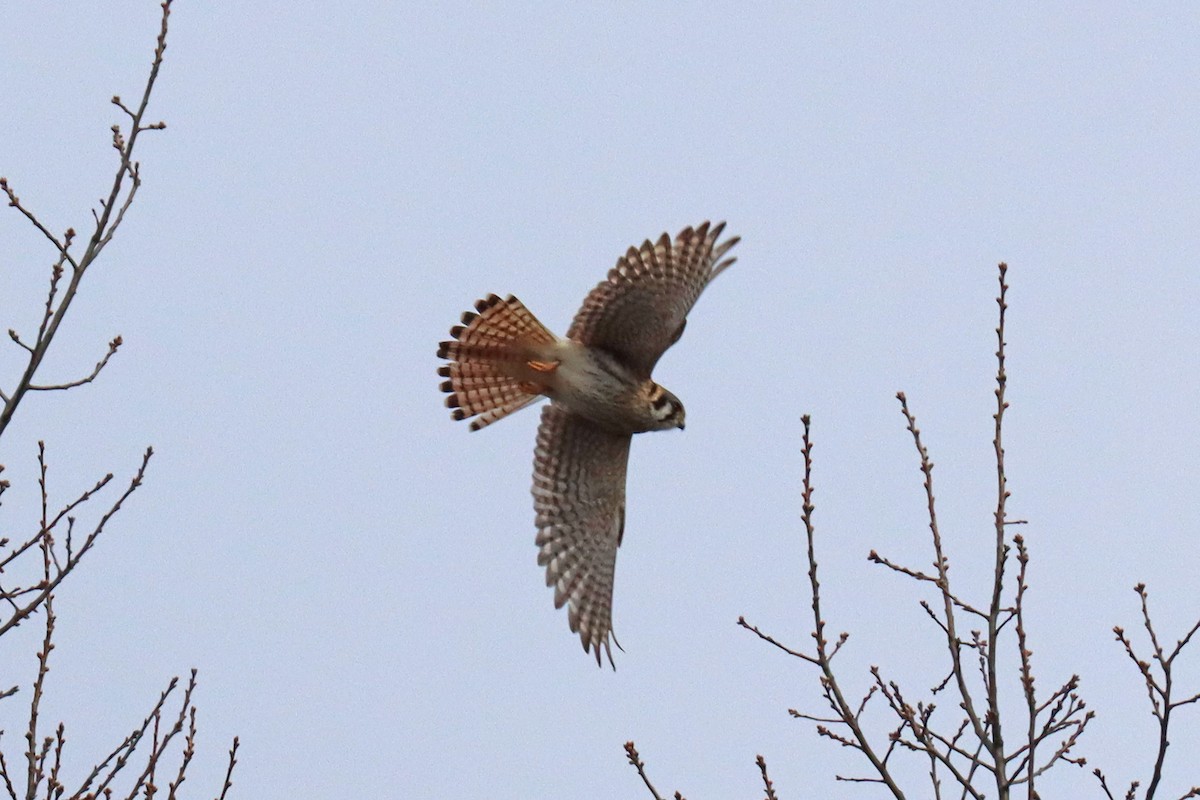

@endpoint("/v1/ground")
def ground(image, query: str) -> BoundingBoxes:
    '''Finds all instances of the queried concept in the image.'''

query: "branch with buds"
[0,0,172,438]
[711,263,1199,798]
[0,4,238,799]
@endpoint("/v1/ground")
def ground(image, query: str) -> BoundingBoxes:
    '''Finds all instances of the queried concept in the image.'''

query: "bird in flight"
[437,221,739,667]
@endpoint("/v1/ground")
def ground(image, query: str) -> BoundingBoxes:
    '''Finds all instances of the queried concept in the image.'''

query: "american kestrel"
[437,222,739,667]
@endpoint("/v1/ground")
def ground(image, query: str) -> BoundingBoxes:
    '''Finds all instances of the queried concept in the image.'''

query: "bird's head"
[646,383,686,431]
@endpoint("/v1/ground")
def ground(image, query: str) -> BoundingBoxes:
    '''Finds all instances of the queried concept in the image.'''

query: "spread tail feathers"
[437,294,557,431]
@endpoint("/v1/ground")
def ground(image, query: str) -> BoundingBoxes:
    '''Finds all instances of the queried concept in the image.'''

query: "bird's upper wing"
[532,403,632,668]
[566,221,739,378]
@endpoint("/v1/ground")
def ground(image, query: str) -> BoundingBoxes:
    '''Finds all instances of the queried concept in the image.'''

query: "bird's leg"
[526,359,559,373]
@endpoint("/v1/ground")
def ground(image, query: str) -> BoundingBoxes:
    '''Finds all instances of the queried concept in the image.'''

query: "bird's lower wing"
[532,404,632,668]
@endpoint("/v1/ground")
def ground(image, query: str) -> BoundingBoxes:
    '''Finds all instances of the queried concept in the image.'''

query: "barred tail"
[437,294,558,431]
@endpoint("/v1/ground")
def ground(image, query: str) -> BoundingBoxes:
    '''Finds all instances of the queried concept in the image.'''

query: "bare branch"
[122,670,198,800]
[0,447,153,639]
[74,676,180,799]
[164,707,196,800]
[1014,533,1038,793]
[868,551,987,618]
[28,336,122,392]
[738,616,819,664]
[23,595,55,800]
[984,264,1012,798]
[1114,584,1200,800]
[756,755,779,800]
[0,747,16,800]
[0,0,172,440]
[213,738,239,800]
[1,8,235,800]
[0,180,78,270]
[779,416,909,798]
[624,742,669,800]
[895,393,989,751]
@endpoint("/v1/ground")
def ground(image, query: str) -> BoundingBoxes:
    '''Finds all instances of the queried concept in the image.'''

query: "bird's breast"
[544,342,656,434]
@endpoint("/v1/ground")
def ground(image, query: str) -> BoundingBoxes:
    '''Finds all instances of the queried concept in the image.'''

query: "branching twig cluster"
[1094,587,1200,800]
[624,742,682,800]
[0,442,152,638]
[0,0,172,438]
[1,3,238,798]
[628,263,1200,798]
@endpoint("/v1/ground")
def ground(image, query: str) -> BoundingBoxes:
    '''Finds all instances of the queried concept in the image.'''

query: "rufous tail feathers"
[437,294,557,431]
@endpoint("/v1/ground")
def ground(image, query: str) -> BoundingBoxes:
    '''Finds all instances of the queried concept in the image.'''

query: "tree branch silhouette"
[629,263,1200,797]
[0,4,238,798]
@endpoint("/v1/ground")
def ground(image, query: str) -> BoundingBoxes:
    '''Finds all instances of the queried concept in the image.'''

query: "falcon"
[437,222,739,667]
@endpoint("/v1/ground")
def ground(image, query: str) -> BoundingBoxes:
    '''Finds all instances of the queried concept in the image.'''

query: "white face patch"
[649,385,685,425]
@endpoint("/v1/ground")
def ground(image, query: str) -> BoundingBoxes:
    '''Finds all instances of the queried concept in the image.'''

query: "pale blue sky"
[2,3,1199,797]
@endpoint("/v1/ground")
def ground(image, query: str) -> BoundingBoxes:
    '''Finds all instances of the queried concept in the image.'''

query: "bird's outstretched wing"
[532,403,631,668]
[566,221,739,378]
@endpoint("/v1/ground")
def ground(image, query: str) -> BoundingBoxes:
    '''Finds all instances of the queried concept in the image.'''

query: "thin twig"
[796,415,908,798]
[985,264,1012,798]
[0,0,172,440]
[74,676,180,799]
[29,336,122,391]
[23,595,55,800]
[756,755,779,800]
[624,742,668,800]
[896,393,989,750]
[737,617,819,664]
[213,738,239,800]
[0,448,153,639]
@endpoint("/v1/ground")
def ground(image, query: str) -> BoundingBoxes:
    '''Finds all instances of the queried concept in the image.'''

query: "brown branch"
[1092,769,1122,800]
[868,552,987,618]
[895,393,989,752]
[164,707,196,800]
[0,181,77,270]
[871,670,989,800]
[1115,584,1200,800]
[122,670,197,800]
[1014,533,1038,794]
[0,747,16,800]
[0,439,112,580]
[0,0,172,440]
[1168,618,1200,664]
[624,742,669,800]
[23,595,55,800]
[46,725,64,800]
[74,675,180,799]
[0,447,153,639]
[213,738,239,800]
[756,755,779,800]
[28,336,122,392]
[794,416,908,798]
[984,263,1012,798]
[737,617,820,664]
[2,8,236,800]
